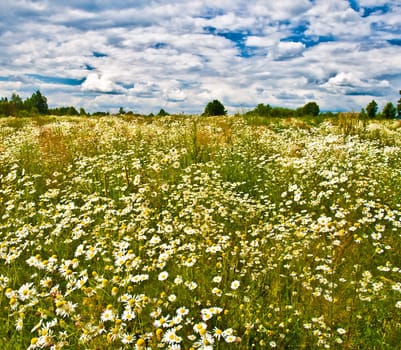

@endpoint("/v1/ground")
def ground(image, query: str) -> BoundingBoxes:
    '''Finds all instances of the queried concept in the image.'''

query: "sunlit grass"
[1,115,401,349]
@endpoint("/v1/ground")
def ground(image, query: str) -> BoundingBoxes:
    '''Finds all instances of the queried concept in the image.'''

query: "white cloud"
[81,73,124,93]
[321,72,390,94]
[0,0,399,113]
[246,36,278,48]
[270,41,306,60]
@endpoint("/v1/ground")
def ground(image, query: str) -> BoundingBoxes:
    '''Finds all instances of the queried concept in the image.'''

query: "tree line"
[0,90,88,117]
[1,90,400,118]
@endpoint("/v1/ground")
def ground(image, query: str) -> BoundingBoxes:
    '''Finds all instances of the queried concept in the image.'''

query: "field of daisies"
[1,114,401,349]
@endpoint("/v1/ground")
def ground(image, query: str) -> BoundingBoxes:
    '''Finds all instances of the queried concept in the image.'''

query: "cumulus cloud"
[270,41,306,60]
[81,73,124,93]
[321,72,391,95]
[0,0,399,113]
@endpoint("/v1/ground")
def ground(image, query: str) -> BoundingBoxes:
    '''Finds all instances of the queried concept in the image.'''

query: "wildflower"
[168,294,177,302]
[158,271,169,281]
[186,281,197,290]
[371,232,382,240]
[133,174,141,186]
[154,315,171,328]
[174,276,183,285]
[394,283,401,292]
[15,317,24,331]
[212,287,222,296]
[225,335,237,343]
[176,306,189,316]
[231,280,240,290]
[136,338,146,349]
[201,309,213,321]
[223,328,234,337]
[40,277,53,289]
[18,282,36,301]
[122,308,136,321]
[213,327,223,340]
[212,276,222,283]
[193,322,207,334]
[121,333,135,344]
[163,328,182,345]
[101,307,115,322]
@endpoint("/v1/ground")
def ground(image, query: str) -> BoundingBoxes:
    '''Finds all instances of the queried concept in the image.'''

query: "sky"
[0,0,400,114]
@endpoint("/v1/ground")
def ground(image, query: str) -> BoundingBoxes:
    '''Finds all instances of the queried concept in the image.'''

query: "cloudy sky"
[0,0,400,114]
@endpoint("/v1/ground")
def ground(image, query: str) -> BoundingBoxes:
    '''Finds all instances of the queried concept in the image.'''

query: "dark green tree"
[382,102,396,119]
[25,90,48,114]
[253,103,272,116]
[397,90,401,118]
[118,107,126,115]
[48,106,78,116]
[300,101,320,116]
[366,100,378,119]
[157,108,169,116]
[11,93,23,111]
[202,99,227,116]
[79,107,87,116]
[0,97,8,116]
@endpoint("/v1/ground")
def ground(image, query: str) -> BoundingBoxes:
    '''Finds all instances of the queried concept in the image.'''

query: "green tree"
[366,100,378,119]
[79,107,87,116]
[118,107,126,115]
[25,90,48,114]
[157,108,169,116]
[11,93,23,112]
[300,101,320,116]
[382,102,396,119]
[253,103,272,116]
[397,90,401,118]
[0,97,8,116]
[202,99,227,116]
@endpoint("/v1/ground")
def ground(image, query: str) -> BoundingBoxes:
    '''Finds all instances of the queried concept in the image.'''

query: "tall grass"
[0,115,401,349]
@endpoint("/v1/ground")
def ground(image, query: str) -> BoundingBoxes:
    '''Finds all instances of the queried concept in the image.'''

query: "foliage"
[79,107,87,116]
[253,103,272,116]
[92,111,110,116]
[397,90,401,118]
[157,108,169,116]
[366,100,378,119]
[336,111,362,135]
[0,90,48,116]
[245,101,320,118]
[0,116,401,349]
[299,101,320,116]
[25,90,49,115]
[49,106,79,116]
[202,99,227,116]
[382,102,397,119]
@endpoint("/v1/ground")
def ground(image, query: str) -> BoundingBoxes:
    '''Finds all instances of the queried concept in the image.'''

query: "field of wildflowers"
[1,115,401,349]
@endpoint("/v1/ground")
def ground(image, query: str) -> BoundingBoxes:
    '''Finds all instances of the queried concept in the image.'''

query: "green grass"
[0,115,401,349]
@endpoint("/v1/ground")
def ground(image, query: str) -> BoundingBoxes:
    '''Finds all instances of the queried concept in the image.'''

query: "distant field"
[1,115,401,349]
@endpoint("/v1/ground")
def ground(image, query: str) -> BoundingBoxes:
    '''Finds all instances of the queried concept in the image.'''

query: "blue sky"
[0,0,400,114]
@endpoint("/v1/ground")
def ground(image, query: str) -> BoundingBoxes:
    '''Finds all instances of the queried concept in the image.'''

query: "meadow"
[0,114,401,349]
